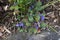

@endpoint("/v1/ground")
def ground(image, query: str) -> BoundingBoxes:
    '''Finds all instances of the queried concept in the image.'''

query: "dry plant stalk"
[4,26,11,34]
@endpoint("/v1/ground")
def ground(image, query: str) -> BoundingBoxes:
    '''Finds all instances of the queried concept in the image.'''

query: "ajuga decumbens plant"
[9,0,60,34]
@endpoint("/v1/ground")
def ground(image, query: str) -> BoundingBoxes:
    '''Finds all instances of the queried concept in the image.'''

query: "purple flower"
[41,15,45,21]
[34,23,39,29]
[16,22,24,27]
[40,14,45,21]
[35,25,39,30]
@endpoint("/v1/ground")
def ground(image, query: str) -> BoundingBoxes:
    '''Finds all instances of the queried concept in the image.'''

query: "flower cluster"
[16,13,45,33]
[16,22,24,27]
[40,14,45,21]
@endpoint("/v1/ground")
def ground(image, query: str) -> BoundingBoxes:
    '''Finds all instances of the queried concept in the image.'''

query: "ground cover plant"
[0,0,60,39]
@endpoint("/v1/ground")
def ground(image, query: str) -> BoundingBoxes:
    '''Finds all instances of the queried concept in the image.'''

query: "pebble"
[0,32,2,36]
[54,19,57,22]
[55,25,59,27]
[58,31,60,35]
[58,38,60,40]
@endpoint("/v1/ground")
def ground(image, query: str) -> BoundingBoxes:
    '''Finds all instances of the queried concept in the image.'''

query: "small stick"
[4,26,11,34]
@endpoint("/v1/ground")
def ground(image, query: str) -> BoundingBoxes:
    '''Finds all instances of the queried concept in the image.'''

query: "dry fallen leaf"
[3,5,9,11]
[37,29,41,33]
[0,26,4,32]
[47,12,55,18]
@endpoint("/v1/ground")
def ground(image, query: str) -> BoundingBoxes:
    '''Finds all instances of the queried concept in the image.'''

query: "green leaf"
[29,28,37,34]
[24,29,27,32]
[58,0,60,1]
[34,14,40,22]
[33,28,37,34]
[26,22,31,27]
[42,11,46,16]
[10,6,15,10]
[36,1,42,7]
[22,18,28,23]
[18,28,24,32]
[13,0,16,3]
[10,5,19,10]
[17,15,20,20]
[28,16,34,22]
[35,1,42,11]
[18,0,23,4]
[17,0,20,4]
[15,5,19,10]
[40,22,47,28]
[19,29,24,32]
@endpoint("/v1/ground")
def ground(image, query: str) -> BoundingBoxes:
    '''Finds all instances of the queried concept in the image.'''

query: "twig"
[4,26,11,34]
[47,24,58,33]
[39,0,60,11]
